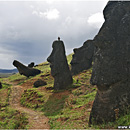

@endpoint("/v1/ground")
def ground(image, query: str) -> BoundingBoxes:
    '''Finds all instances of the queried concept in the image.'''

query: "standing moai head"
[47,39,73,90]
[89,1,130,125]
[70,40,94,75]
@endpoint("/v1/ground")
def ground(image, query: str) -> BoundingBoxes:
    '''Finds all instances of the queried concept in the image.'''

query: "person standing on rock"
[47,38,73,90]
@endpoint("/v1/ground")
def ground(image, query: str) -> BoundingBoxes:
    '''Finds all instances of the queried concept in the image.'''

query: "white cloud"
[65,17,72,24]
[87,12,104,28]
[43,9,60,20]
[30,5,34,9]
[32,10,38,15]
[0,47,17,69]
[32,8,60,20]
[45,0,54,4]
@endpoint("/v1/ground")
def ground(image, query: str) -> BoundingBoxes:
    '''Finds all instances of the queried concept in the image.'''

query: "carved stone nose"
[47,57,50,62]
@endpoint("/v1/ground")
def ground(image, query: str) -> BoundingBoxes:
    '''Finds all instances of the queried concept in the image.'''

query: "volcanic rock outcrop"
[13,60,41,77]
[70,40,94,75]
[47,39,73,90]
[89,1,130,124]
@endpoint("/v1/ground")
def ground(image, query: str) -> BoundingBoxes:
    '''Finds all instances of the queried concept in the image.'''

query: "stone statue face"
[47,40,73,90]
[70,40,94,75]
[91,1,130,88]
[47,40,65,77]
[89,1,130,125]
[71,47,85,68]
[13,60,19,67]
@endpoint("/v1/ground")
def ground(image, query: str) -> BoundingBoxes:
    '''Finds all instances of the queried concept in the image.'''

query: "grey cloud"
[0,1,108,69]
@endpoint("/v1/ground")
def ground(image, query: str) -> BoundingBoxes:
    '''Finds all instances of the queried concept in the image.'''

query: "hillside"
[0,69,18,78]
[0,69,18,73]
[0,54,130,129]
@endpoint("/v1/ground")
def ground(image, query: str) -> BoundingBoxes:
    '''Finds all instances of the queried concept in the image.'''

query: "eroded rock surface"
[89,1,130,124]
[70,40,94,75]
[47,40,73,90]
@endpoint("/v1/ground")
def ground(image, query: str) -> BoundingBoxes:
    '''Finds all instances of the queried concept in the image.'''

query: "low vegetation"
[0,107,28,129]
[0,73,14,78]
[0,53,130,129]
[0,84,28,129]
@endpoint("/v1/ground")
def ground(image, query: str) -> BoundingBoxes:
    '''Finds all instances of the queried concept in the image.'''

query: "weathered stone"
[13,60,41,77]
[0,82,2,89]
[47,39,73,90]
[89,1,130,124]
[70,40,94,75]
[33,79,47,88]
[28,62,34,68]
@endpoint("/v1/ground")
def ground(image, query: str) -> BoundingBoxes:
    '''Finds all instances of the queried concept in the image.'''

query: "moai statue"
[0,82,2,89]
[89,1,130,124]
[70,40,94,75]
[47,38,73,90]
[28,62,35,68]
[13,60,41,77]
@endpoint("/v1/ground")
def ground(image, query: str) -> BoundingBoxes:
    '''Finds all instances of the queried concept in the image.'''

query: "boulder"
[47,39,73,90]
[33,79,47,88]
[89,1,130,124]
[70,40,94,75]
[13,60,41,77]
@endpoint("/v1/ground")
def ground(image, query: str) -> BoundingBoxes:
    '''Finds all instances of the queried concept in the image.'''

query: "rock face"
[0,82,2,89]
[13,60,41,77]
[28,62,35,68]
[89,1,130,124]
[33,79,47,88]
[70,40,94,75]
[47,40,73,90]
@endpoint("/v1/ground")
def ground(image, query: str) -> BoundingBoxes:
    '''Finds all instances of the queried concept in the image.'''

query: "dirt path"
[9,84,50,129]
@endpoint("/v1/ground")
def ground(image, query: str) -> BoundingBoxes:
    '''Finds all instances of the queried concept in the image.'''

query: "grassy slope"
[0,53,130,129]
[0,73,14,78]
[0,82,28,129]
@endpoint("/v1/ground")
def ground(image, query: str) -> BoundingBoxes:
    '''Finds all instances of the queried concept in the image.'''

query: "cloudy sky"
[0,0,108,69]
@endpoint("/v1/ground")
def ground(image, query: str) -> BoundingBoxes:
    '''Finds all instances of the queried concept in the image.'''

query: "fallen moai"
[28,62,35,68]
[13,60,41,77]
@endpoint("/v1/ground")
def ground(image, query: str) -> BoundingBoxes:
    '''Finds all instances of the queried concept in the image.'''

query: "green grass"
[67,53,73,65]
[0,84,28,129]
[0,107,28,129]
[0,55,97,129]
[1,54,130,129]
[0,73,14,78]
[20,88,50,109]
